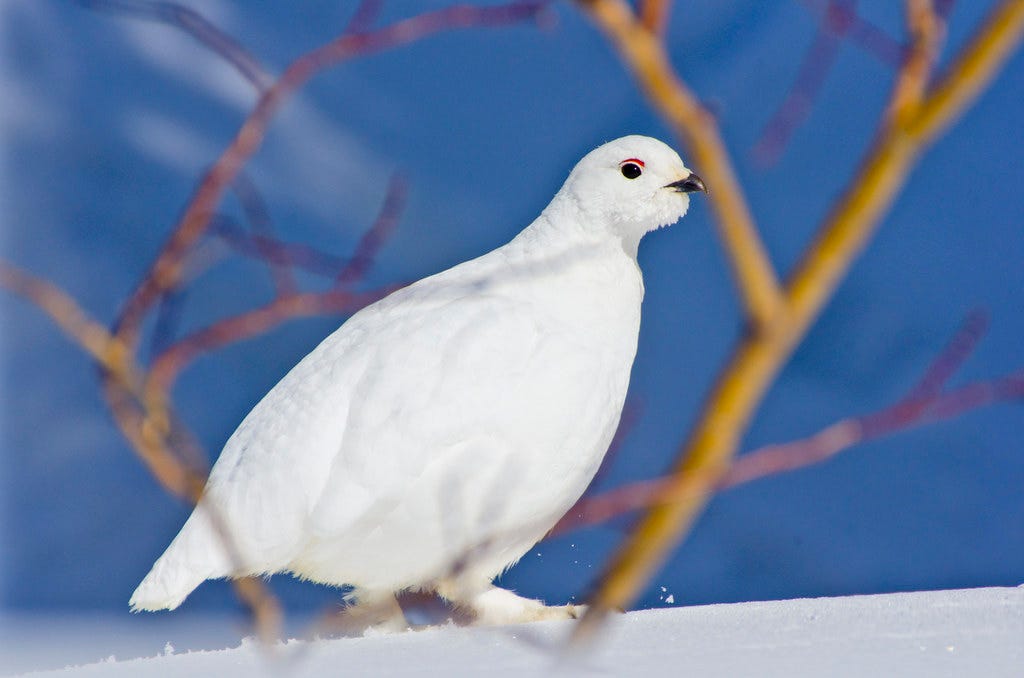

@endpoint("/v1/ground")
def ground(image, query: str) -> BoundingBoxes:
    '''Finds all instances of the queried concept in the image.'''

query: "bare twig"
[0,262,140,387]
[345,0,386,35]
[148,174,410,393]
[336,174,408,286]
[555,313,1019,534]
[799,0,907,66]
[889,0,944,125]
[147,286,397,394]
[588,399,644,490]
[76,0,273,93]
[210,223,349,277]
[754,1,871,165]
[0,259,284,640]
[639,0,672,35]
[232,172,297,296]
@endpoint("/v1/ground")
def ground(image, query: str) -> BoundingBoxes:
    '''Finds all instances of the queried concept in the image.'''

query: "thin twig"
[232,172,297,296]
[556,366,1022,535]
[0,262,141,388]
[210,222,349,277]
[76,0,273,93]
[335,174,408,286]
[639,0,671,35]
[555,310,1011,533]
[889,0,944,125]
[0,260,285,640]
[147,287,397,394]
[754,1,854,166]
[345,0,386,35]
[799,0,907,66]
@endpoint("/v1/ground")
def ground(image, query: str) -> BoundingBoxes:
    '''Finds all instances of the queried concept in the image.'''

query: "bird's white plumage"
[130,136,701,622]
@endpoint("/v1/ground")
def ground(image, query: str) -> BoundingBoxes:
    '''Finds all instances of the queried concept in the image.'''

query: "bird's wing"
[199,252,592,569]
[304,271,604,552]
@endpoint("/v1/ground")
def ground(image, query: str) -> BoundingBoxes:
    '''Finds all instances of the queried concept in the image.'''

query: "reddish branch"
[336,175,408,286]
[345,0,387,35]
[554,311,1018,535]
[758,1,960,164]
[147,286,397,393]
[76,0,273,93]
[148,172,409,392]
[755,1,909,165]
[211,222,351,277]
[231,173,297,296]
[639,0,672,35]
[799,0,907,65]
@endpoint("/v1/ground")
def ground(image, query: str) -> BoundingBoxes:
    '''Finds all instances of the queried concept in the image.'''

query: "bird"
[130,135,706,628]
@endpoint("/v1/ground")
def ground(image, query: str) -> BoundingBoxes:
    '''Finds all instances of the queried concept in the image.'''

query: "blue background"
[1,0,1021,617]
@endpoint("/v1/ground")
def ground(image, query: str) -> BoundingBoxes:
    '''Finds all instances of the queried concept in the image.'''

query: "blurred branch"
[210,221,349,277]
[336,174,408,285]
[146,286,397,394]
[755,1,910,165]
[887,309,987,416]
[112,1,548,349]
[561,372,1024,536]
[0,260,281,640]
[907,0,1024,141]
[76,0,274,93]
[573,0,1024,642]
[889,0,944,124]
[0,262,140,388]
[232,578,284,644]
[639,0,672,35]
[554,310,1007,534]
[799,0,907,66]
[555,369,1023,534]
[345,0,386,35]
[148,174,408,393]
[589,398,645,490]
[753,1,850,166]
[231,173,297,296]
[576,0,785,331]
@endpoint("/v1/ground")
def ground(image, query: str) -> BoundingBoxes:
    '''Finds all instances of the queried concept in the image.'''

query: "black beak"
[665,172,707,194]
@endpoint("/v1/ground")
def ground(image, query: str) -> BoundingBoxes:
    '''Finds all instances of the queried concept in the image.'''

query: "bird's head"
[556,135,705,243]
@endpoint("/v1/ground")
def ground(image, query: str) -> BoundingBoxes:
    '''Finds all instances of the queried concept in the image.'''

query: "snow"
[5,587,1021,677]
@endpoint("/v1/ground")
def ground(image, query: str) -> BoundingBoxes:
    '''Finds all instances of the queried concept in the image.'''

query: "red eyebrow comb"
[622,158,645,167]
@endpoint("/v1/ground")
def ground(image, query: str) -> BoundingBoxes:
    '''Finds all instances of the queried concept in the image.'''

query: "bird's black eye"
[620,161,643,179]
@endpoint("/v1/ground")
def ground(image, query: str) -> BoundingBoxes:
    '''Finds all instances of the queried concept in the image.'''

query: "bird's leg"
[437,581,584,626]
[332,589,408,635]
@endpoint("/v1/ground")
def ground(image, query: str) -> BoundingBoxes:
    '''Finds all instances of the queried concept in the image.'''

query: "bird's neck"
[520,193,645,260]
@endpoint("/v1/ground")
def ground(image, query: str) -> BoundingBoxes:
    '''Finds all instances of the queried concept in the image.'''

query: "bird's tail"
[130,505,233,612]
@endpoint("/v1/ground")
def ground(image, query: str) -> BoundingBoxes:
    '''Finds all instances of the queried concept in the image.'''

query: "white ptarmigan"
[130,135,705,627]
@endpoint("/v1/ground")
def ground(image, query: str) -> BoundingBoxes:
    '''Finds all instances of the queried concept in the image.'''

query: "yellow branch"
[0,262,138,386]
[573,0,1024,643]
[908,0,1024,141]
[888,0,942,125]
[0,260,201,496]
[1,258,282,640]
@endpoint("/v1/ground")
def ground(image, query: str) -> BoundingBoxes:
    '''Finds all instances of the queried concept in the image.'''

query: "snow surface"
[5,587,1021,677]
